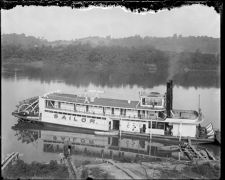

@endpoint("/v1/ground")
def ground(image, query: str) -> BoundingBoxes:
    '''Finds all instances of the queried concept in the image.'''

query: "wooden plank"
[189,145,204,159]
[2,152,19,171]
[205,149,216,160]
[106,159,140,179]
[188,137,192,145]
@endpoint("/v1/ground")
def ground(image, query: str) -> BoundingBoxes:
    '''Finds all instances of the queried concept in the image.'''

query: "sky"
[1,4,220,41]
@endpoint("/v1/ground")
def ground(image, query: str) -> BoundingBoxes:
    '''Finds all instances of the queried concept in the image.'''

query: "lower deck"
[12,110,214,143]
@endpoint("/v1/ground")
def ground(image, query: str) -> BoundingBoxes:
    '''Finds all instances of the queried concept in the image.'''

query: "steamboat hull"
[12,81,216,145]
[13,115,215,145]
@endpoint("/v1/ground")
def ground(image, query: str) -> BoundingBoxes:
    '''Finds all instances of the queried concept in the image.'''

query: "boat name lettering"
[52,112,96,123]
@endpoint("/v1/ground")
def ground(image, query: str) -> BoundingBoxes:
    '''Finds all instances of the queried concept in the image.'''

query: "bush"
[2,159,69,179]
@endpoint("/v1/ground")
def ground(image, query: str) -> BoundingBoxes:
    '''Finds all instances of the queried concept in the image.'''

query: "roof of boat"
[44,92,165,110]
[140,91,165,97]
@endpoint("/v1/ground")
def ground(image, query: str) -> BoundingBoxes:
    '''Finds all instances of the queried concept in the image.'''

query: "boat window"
[112,108,114,115]
[152,122,157,129]
[155,99,162,106]
[142,98,145,105]
[159,111,166,119]
[77,114,81,117]
[157,122,165,129]
[149,121,157,129]
[97,117,101,119]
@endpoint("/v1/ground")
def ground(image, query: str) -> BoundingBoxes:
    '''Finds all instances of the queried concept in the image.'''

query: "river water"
[2,70,220,164]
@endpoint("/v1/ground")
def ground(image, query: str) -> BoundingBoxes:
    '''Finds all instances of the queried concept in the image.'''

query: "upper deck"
[43,92,165,111]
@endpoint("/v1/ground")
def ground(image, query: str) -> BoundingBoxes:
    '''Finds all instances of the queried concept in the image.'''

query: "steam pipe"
[166,80,173,118]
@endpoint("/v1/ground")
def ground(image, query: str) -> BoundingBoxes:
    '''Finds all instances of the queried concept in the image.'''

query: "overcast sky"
[2,5,220,41]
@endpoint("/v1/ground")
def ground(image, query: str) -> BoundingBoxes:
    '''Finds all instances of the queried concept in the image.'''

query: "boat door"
[138,110,141,118]
[142,110,145,118]
[112,120,120,130]
[143,124,146,133]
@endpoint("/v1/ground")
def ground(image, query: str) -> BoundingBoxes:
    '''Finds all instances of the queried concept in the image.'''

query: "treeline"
[1,34,220,88]
[2,33,220,54]
[2,42,219,69]
[2,43,169,73]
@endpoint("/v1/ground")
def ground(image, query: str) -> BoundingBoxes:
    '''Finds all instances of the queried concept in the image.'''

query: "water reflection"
[12,120,188,162]
[2,65,220,88]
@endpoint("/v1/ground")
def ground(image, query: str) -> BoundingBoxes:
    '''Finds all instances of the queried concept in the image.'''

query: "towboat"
[12,80,215,144]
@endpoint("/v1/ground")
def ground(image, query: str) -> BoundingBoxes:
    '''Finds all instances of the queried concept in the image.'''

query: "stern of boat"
[12,96,40,121]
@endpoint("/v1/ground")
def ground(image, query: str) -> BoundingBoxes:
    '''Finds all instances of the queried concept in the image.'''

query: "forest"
[2,34,220,87]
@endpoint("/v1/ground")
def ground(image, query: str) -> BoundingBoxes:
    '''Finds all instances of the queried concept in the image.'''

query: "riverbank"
[2,154,220,179]
[2,160,69,179]
[76,158,220,179]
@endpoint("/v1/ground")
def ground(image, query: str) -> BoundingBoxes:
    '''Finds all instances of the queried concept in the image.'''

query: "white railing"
[44,106,163,121]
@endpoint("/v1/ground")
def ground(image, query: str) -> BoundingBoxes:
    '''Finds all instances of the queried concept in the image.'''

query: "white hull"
[94,131,119,136]
[41,111,110,131]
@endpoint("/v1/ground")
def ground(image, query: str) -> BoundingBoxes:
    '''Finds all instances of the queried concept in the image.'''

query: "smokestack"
[166,80,173,117]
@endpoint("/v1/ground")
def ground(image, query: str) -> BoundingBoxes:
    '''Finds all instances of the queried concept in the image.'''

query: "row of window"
[142,98,163,106]
[45,110,106,120]
[45,100,158,115]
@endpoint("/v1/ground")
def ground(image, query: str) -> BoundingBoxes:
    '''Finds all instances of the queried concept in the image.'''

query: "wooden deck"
[179,143,216,161]
[121,131,215,145]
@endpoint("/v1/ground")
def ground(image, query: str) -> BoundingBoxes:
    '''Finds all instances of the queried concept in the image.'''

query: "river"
[2,71,220,164]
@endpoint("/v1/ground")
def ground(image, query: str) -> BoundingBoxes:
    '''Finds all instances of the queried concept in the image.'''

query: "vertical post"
[179,123,182,141]
[150,120,152,139]
[149,135,152,156]
[119,118,121,138]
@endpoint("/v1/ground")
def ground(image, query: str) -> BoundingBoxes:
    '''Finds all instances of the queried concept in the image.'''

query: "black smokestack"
[166,80,173,117]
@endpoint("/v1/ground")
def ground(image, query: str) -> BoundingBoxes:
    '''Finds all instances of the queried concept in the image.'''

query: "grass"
[80,166,113,179]
[2,160,69,179]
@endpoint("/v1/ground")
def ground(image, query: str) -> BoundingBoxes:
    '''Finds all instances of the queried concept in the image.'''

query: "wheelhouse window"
[112,108,114,115]
[143,98,163,107]
[142,98,145,105]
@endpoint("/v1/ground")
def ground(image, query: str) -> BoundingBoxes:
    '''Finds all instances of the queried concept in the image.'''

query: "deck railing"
[45,106,164,121]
